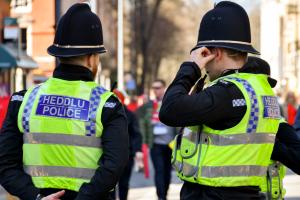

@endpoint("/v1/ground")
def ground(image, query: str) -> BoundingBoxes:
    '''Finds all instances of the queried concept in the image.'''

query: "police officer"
[0,3,128,200]
[159,1,300,199]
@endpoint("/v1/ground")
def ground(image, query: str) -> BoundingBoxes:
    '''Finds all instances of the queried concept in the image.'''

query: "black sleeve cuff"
[180,61,202,82]
[20,186,40,200]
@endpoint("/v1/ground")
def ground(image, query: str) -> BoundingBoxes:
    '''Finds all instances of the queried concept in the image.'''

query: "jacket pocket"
[180,128,201,177]
[180,128,200,159]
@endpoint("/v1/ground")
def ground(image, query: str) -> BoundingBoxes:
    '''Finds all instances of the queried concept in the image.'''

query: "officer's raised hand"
[190,47,215,70]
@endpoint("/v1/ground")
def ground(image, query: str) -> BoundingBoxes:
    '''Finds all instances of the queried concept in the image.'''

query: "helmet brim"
[47,45,107,57]
[191,42,260,55]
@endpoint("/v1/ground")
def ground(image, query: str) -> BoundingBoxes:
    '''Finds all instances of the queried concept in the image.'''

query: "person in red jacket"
[0,95,10,129]
[283,91,298,125]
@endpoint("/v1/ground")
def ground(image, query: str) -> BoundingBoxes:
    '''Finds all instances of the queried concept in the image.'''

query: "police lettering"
[36,95,89,121]
[263,96,278,107]
[266,107,280,118]
[262,96,280,119]
[41,105,81,119]
[41,95,86,108]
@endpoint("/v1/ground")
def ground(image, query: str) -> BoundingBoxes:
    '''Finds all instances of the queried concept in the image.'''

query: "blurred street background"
[1,0,300,98]
[0,0,300,199]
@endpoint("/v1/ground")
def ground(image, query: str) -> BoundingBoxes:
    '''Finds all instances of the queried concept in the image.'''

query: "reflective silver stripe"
[197,40,252,45]
[201,165,267,178]
[53,44,105,49]
[25,165,95,180]
[24,133,102,148]
[202,132,276,146]
[180,162,267,178]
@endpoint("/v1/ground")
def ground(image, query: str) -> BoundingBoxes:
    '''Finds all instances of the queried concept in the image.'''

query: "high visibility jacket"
[18,78,113,191]
[172,73,281,187]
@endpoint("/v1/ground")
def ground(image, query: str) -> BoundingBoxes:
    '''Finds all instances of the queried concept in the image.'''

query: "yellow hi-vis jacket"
[172,73,281,188]
[18,78,113,191]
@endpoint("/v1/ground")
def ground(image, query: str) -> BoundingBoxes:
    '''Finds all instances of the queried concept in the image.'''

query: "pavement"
[283,170,300,200]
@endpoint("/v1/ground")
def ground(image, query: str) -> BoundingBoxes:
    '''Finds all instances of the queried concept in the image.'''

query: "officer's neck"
[61,60,89,70]
[219,56,246,75]
[61,60,95,75]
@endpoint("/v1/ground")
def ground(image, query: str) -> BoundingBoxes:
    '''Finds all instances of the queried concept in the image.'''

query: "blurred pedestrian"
[159,1,300,200]
[283,91,298,125]
[112,89,143,200]
[138,79,177,200]
[0,95,9,128]
[127,95,139,113]
[293,105,300,135]
[0,3,128,200]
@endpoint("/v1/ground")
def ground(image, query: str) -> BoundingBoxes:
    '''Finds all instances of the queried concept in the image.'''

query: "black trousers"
[180,181,266,200]
[150,144,172,200]
[118,156,134,200]
[111,156,134,200]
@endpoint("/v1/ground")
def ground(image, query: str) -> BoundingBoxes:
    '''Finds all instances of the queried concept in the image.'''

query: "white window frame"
[11,0,32,14]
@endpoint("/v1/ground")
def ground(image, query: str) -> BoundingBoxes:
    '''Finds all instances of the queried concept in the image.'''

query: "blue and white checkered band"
[227,77,259,134]
[22,86,41,133]
[85,87,107,136]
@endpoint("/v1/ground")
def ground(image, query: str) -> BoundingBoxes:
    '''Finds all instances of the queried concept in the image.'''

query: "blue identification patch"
[262,96,281,119]
[36,95,90,121]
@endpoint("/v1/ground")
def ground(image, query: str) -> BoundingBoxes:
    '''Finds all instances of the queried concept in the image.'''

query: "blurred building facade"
[1,0,115,92]
[10,0,56,85]
[261,0,300,93]
[0,0,39,95]
[0,0,11,96]
[0,0,10,42]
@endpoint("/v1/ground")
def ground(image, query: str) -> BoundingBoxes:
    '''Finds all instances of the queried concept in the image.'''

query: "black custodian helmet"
[192,1,260,55]
[47,3,107,57]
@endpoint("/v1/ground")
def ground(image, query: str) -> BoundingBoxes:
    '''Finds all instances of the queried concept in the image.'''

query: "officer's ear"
[87,54,101,77]
[86,54,98,68]
[214,48,224,62]
[87,54,93,67]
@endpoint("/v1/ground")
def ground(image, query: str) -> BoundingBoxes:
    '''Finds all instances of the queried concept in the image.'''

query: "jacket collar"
[53,63,94,81]
[221,61,277,88]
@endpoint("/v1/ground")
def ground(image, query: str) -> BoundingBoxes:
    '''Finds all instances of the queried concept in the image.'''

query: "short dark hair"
[223,48,248,61]
[58,55,88,64]
[208,47,247,61]
[153,79,166,87]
